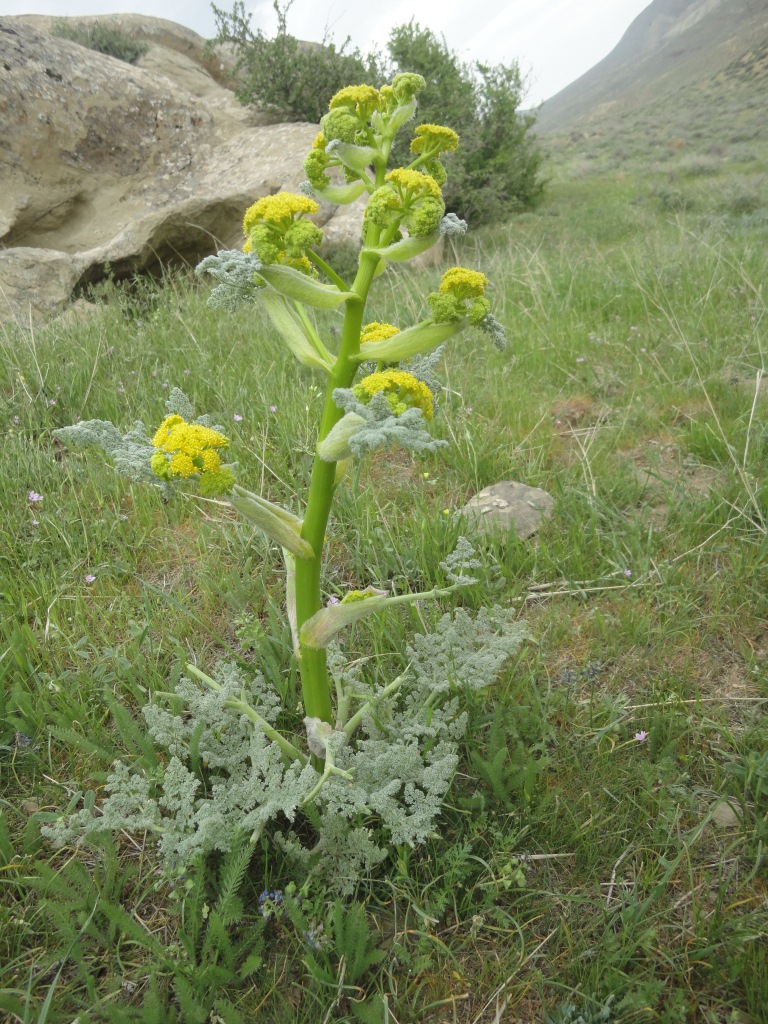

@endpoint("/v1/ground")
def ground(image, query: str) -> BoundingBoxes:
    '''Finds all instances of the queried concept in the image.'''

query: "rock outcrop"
[0,15,361,322]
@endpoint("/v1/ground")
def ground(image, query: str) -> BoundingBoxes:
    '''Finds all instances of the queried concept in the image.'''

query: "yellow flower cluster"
[428,266,491,325]
[360,322,400,345]
[243,193,319,233]
[365,168,445,238]
[329,84,382,115]
[151,415,233,494]
[410,124,459,155]
[408,124,459,186]
[242,193,322,273]
[439,267,488,298]
[385,168,442,199]
[306,74,427,191]
[354,370,434,420]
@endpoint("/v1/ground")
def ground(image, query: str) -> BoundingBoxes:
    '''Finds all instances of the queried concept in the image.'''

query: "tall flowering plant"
[51,75,525,891]
[197,76,506,735]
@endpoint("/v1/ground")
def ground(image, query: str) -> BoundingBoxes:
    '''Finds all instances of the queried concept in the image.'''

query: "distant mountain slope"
[536,0,768,134]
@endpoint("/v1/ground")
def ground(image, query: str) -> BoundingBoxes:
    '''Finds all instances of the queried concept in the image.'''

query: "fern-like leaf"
[213,997,247,1024]
[99,900,166,958]
[215,836,253,926]
[172,975,209,1024]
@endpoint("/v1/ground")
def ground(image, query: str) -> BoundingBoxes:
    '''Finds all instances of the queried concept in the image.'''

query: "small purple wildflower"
[183,369,191,375]
[326,596,340,606]
[28,491,43,503]
[84,574,96,584]
[48,399,56,407]
[258,889,284,920]
[634,730,647,742]
[31,519,39,527]
[13,415,19,425]
[269,405,278,413]
[575,357,585,364]
[624,569,632,578]
[233,414,243,422]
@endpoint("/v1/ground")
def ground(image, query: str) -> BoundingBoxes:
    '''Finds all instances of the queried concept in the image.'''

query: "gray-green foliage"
[331,388,448,457]
[439,535,482,584]
[53,418,158,487]
[44,607,528,894]
[195,249,265,311]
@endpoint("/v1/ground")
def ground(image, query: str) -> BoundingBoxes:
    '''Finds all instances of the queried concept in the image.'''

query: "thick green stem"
[294,249,382,727]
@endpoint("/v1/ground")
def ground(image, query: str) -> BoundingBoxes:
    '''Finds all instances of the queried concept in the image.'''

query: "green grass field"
[1,136,766,1023]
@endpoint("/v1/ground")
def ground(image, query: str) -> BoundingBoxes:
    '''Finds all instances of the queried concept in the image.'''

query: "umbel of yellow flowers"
[150,415,235,497]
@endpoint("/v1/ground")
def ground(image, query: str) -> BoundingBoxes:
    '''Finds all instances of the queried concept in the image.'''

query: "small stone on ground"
[461,480,554,540]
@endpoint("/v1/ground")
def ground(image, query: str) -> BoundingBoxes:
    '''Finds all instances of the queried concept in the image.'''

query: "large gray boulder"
[0,16,361,322]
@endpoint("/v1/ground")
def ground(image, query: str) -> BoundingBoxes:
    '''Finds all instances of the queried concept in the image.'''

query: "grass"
[51,21,149,65]
[1,136,766,1023]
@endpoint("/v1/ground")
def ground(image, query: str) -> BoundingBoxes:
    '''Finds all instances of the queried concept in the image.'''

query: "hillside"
[537,0,768,135]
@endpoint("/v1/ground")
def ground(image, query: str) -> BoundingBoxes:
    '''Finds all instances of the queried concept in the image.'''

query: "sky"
[4,0,652,105]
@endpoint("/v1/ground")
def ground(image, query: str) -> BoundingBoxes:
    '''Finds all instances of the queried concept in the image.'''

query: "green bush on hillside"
[212,5,545,225]
[211,0,385,125]
[387,21,545,223]
[52,20,149,64]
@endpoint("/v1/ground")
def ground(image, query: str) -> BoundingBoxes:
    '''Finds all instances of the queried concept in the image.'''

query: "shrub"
[211,6,545,225]
[653,185,694,213]
[211,0,386,124]
[387,21,545,224]
[52,20,149,64]
[723,180,765,216]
